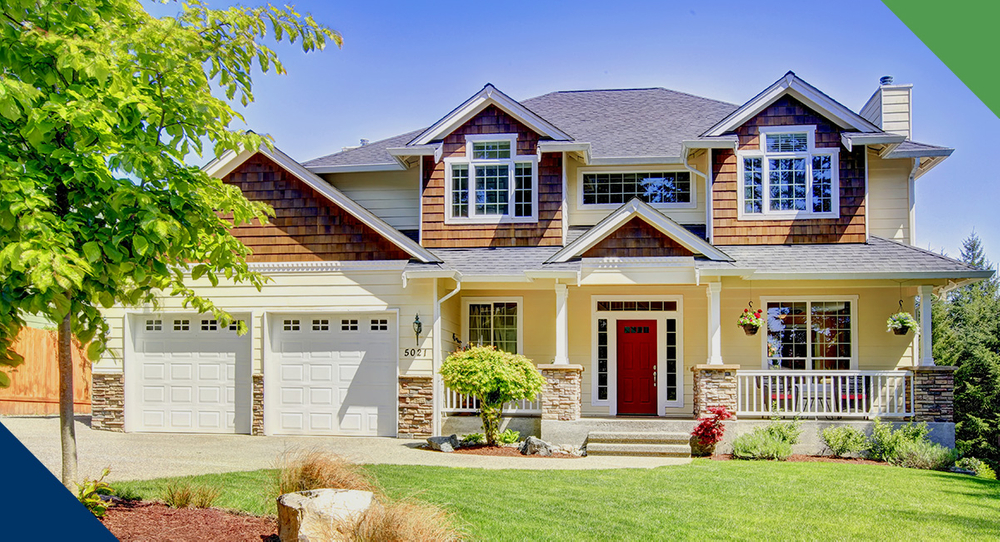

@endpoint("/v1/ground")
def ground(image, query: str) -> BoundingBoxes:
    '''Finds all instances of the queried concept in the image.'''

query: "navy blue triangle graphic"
[0,422,117,540]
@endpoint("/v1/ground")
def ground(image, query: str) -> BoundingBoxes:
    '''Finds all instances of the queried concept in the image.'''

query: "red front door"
[617,320,657,415]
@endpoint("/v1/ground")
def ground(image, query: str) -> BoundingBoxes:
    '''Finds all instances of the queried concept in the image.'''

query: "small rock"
[949,466,977,476]
[519,436,554,456]
[427,434,461,452]
[277,488,374,542]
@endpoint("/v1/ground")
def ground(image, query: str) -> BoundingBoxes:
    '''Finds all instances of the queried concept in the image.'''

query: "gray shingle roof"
[520,89,738,158]
[303,129,423,168]
[697,237,987,278]
[426,247,581,276]
[887,140,954,158]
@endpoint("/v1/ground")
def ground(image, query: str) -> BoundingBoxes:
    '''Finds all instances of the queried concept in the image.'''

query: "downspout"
[432,277,461,436]
[908,158,920,245]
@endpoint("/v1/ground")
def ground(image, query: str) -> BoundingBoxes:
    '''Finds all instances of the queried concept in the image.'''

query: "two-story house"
[90,72,990,453]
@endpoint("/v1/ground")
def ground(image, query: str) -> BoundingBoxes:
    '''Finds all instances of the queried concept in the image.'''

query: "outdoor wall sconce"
[412,314,422,345]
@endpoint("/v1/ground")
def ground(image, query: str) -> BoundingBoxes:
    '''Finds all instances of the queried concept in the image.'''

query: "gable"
[736,95,843,150]
[223,153,413,262]
[581,217,694,258]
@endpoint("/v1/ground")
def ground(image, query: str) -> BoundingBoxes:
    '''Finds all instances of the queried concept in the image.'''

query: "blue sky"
[152,0,1000,263]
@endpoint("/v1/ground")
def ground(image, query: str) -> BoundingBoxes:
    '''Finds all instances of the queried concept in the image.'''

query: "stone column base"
[691,364,740,419]
[909,365,957,422]
[398,376,433,438]
[537,364,583,421]
[252,373,264,436]
[91,372,125,432]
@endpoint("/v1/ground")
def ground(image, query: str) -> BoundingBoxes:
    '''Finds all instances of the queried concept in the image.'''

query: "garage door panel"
[130,314,249,434]
[271,313,396,436]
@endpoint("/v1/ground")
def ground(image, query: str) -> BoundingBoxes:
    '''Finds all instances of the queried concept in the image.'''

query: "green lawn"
[113,460,1000,541]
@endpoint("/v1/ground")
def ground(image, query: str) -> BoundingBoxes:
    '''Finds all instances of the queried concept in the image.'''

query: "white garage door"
[269,314,397,436]
[129,315,251,433]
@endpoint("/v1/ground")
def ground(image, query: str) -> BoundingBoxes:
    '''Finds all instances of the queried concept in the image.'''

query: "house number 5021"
[404,348,424,357]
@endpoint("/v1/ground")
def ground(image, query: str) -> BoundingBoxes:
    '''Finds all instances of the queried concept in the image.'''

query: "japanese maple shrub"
[691,406,733,456]
[440,346,544,446]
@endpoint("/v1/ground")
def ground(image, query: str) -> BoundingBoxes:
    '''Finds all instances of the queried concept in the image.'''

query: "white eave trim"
[547,198,733,263]
[248,260,409,273]
[409,84,573,146]
[588,155,684,166]
[304,163,405,174]
[884,147,954,159]
[204,146,441,263]
[697,269,994,281]
[703,72,882,137]
[841,132,906,152]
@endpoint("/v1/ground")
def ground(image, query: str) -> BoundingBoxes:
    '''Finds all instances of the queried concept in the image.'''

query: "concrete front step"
[585,442,692,457]
[587,431,690,445]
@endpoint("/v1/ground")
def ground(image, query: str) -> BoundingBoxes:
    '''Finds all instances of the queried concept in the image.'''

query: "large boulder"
[277,489,375,541]
[427,434,461,453]
[519,436,554,456]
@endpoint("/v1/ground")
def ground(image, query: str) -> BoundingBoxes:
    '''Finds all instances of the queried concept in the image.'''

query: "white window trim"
[758,295,859,371]
[577,167,698,210]
[444,134,539,225]
[737,125,840,220]
[462,297,524,355]
[590,295,684,414]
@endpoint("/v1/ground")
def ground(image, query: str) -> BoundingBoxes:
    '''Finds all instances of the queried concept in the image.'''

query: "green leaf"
[133,235,148,256]
[0,371,9,388]
[82,242,102,263]
[98,291,115,308]
[86,341,103,362]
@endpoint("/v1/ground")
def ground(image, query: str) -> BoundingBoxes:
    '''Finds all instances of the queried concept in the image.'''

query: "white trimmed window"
[446,135,538,223]
[738,126,839,219]
[581,171,693,207]
[763,297,857,370]
[463,298,522,354]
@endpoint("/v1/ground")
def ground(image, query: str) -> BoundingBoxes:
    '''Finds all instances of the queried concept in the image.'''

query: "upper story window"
[445,135,538,223]
[738,126,839,220]
[581,171,693,208]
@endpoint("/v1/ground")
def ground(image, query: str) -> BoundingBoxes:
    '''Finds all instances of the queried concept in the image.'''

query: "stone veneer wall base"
[91,372,125,432]
[691,364,740,419]
[252,373,264,436]
[398,376,433,438]
[537,364,583,421]
[910,365,957,423]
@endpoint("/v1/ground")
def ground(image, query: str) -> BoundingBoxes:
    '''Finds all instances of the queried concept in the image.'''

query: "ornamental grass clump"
[277,449,376,496]
[440,346,544,447]
[690,406,732,456]
[893,440,958,470]
[732,418,801,461]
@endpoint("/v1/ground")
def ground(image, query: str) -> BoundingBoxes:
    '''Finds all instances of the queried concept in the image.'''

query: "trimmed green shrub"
[732,430,792,461]
[867,418,929,463]
[821,426,869,457]
[955,457,998,480]
[440,346,544,446]
[764,417,802,445]
[893,440,958,470]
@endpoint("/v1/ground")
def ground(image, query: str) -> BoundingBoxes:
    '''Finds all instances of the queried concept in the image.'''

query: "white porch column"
[553,283,569,365]
[706,282,724,365]
[919,284,935,366]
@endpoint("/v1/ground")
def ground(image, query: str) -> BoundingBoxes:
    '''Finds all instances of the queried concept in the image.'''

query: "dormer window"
[737,126,839,219]
[445,134,538,223]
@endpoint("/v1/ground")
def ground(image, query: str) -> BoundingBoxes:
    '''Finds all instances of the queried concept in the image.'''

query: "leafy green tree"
[932,232,1000,467]
[440,346,544,447]
[0,0,339,488]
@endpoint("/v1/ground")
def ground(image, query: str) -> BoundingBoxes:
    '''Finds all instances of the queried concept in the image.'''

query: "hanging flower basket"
[737,306,764,336]
[886,311,918,335]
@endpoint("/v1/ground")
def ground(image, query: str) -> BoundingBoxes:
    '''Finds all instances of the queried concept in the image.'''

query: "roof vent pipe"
[360,138,370,146]
[880,75,894,86]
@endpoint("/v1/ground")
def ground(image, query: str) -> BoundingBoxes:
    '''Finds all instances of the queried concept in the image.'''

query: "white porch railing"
[736,370,913,418]
[442,386,542,415]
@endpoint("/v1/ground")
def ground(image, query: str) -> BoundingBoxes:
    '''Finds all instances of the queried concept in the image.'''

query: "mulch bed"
[448,445,581,459]
[707,453,884,465]
[101,501,278,542]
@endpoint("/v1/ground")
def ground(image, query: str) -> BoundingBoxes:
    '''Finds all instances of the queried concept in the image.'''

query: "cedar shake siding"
[581,217,694,258]
[223,153,412,262]
[420,105,563,248]
[711,95,866,245]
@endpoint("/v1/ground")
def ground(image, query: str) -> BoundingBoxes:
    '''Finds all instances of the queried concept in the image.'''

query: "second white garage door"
[268,313,397,436]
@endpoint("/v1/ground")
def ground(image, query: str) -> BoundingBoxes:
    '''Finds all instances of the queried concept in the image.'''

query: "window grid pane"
[812,155,833,213]
[766,132,808,152]
[597,318,608,401]
[768,158,807,211]
[474,165,509,215]
[468,302,518,353]
[743,158,763,213]
[582,172,691,205]
[811,301,851,369]
[451,164,468,217]
[766,301,851,370]
[766,302,808,369]
[666,319,677,402]
[472,141,511,160]
[514,162,533,217]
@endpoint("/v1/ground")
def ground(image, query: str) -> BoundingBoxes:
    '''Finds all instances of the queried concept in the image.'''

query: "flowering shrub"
[737,308,764,328]
[691,406,733,456]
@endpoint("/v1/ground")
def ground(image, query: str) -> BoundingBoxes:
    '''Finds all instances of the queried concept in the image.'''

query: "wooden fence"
[0,327,91,415]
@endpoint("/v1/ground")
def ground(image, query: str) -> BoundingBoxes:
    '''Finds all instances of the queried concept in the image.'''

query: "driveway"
[3,416,689,482]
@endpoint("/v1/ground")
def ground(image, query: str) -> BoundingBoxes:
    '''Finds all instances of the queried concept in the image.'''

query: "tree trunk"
[480,402,502,447]
[58,313,78,489]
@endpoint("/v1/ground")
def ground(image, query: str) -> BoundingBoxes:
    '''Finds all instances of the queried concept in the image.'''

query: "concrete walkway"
[3,416,690,482]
